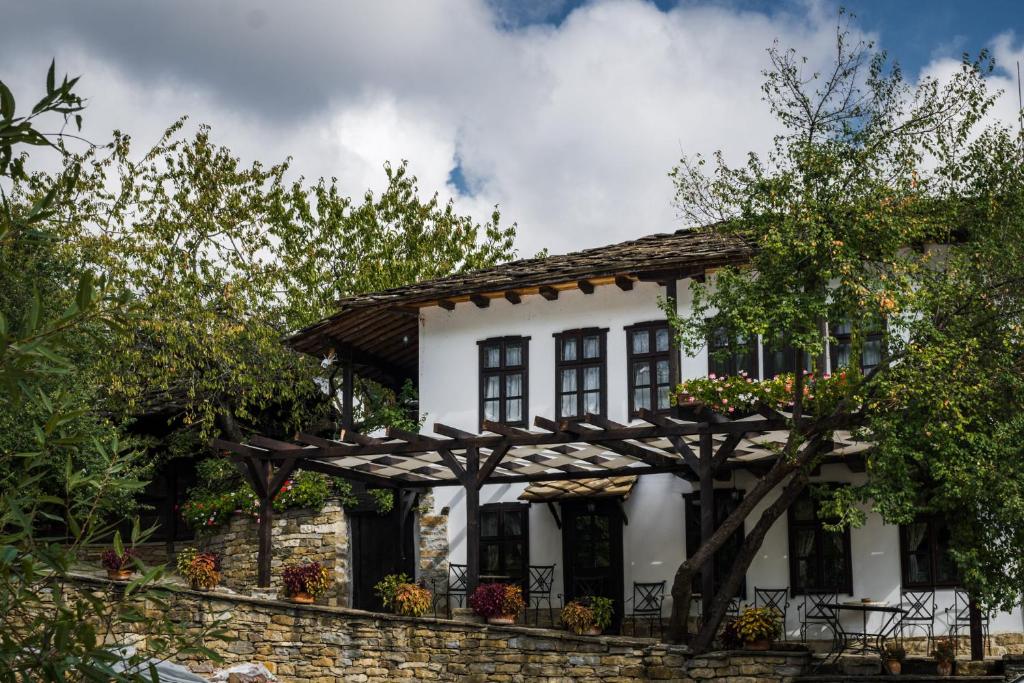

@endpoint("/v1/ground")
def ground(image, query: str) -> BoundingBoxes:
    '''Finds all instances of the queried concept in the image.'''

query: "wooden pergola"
[213,406,869,617]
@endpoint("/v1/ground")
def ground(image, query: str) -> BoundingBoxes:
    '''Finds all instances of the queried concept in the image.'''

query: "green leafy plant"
[374,572,412,609]
[933,638,956,663]
[732,607,781,643]
[369,488,394,514]
[560,595,614,634]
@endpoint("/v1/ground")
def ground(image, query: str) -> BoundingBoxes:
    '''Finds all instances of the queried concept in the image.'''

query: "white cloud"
[4,0,966,258]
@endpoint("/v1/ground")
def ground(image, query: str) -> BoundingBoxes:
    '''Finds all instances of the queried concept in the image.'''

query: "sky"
[1,0,1022,257]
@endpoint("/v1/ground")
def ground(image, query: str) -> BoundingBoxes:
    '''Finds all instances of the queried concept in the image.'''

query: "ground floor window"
[787,488,853,594]
[480,503,529,589]
[900,516,959,588]
[685,490,746,598]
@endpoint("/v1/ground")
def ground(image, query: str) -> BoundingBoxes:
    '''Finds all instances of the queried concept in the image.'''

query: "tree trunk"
[668,458,796,642]
[690,472,810,652]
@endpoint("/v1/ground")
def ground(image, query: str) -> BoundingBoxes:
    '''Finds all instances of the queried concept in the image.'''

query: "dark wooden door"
[350,505,415,611]
[561,499,624,632]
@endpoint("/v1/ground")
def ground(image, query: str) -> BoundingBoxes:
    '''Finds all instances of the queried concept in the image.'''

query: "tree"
[61,122,515,450]
[1,64,221,682]
[664,20,1024,652]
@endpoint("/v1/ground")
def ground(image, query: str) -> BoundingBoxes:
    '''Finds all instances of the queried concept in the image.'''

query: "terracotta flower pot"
[584,626,603,636]
[487,614,517,625]
[936,660,953,677]
[190,580,212,592]
[885,660,903,676]
[744,639,772,651]
[107,569,133,581]
[289,591,315,604]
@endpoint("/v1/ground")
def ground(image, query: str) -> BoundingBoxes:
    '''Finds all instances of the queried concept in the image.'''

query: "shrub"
[393,583,432,617]
[176,547,221,589]
[100,547,135,572]
[721,618,744,649]
[560,601,594,634]
[374,572,412,609]
[469,583,524,619]
[732,606,782,643]
[282,561,332,598]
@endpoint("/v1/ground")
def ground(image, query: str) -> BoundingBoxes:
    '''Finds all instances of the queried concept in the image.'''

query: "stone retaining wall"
[70,574,818,683]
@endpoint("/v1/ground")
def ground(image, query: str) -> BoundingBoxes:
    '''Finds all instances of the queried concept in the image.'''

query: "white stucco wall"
[416,279,1023,635]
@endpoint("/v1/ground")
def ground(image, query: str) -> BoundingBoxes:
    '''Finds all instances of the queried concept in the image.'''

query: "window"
[685,490,746,598]
[900,516,959,589]
[478,336,529,427]
[554,328,608,419]
[787,489,853,594]
[762,333,813,379]
[708,326,758,378]
[830,319,884,374]
[480,503,529,590]
[626,322,674,417]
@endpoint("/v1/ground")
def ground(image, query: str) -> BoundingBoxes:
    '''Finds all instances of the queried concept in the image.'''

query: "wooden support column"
[665,280,681,391]
[396,489,417,562]
[969,599,984,660]
[465,447,481,595]
[342,346,354,429]
[256,458,273,587]
[699,430,715,619]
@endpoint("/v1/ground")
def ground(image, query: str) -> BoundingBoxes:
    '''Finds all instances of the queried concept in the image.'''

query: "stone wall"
[69,574,824,683]
[198,499,350,606]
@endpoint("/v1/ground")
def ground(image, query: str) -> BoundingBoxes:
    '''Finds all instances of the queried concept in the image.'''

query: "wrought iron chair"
[946,589,990,656]
[726,596,742,619]
[628,581,666,638]
[527,565,556,626]
[798,590,839,644]
[899,589,936,652]
[444,563,469,618]
[755,588,790,641]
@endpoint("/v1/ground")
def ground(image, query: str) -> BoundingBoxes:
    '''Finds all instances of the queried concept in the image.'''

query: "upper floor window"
[627,322,674,417]
[554,328,607,419]
[900,516,959,589]
[787,488,853,595]
[708,326,758,379]
[830,319,884,374]
[479,336,529,427]
[762,333,813,379]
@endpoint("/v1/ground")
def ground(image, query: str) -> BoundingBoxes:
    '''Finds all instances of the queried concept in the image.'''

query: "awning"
[519,475,638,502]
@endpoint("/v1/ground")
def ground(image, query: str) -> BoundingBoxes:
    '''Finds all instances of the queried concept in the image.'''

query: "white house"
[287,229,1024,647]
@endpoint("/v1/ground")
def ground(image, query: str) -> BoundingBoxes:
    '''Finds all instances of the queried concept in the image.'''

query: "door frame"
[560,498,625,632]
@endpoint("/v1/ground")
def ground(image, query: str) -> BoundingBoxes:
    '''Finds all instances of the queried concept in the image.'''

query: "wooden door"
[561,499,625,632]
[350,505,415,611]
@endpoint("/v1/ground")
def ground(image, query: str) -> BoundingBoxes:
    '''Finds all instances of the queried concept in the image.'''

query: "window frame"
[762,333,813,379]
[553,328,609,420]
[477,336,530,429]
[479,502,530,592]
[786,489,853,595]
[707,325,759,379]
[625,320,676,418]
[899,516,960,589]
[829,319,886,375]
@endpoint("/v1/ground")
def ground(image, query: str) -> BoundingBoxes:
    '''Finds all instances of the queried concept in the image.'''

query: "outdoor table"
[821,601,905,661]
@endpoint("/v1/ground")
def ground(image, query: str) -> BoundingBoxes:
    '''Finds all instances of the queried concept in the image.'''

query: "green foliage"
[368,488,394,515]
[373,572,412,610]
[0,63,224,682]
[732,607,782,643]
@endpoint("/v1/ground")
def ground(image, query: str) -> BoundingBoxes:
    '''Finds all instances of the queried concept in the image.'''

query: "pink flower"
[721,398,728,404]
[709,373,717,379]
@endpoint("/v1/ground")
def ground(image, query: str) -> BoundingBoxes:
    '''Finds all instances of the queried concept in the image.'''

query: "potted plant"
[883,641,906,675]
[101,547,136,581]
[176,548,222,591]
[733,606,782,651]
[561,596,614,635]
[933,638,955,677]
[469,582,525,625]
[282,561,331,604]
[373,573,432,616]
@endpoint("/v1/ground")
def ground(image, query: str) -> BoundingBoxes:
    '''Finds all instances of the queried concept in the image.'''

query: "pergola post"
[341,346,354,429]
[698,430,715,619]
[465,446,481,595]
[257,467,273,588]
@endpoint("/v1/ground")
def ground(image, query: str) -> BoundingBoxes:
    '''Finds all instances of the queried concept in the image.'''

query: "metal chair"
[726,596,742,619]
[946,589,990,656]
[628,581,666,638]
[755,588,790,641]
[899,589,936,653]
[798,590,839,644]
[527,565,556,626]
[444,563,468,618]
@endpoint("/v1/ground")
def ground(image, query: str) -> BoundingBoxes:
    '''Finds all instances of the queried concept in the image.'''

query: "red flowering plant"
[469,582,525,619]
[282,561,332,599]
[676,369,857,417]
